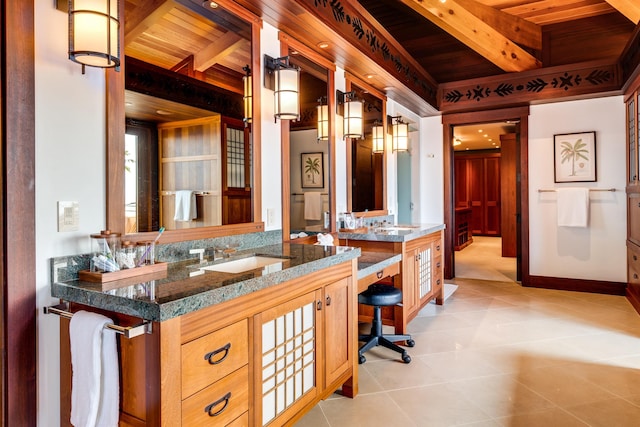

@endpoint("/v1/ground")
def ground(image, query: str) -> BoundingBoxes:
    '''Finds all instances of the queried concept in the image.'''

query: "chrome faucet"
[189,248,205,263]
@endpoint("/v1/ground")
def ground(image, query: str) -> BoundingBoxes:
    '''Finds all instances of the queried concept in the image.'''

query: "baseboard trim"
[525,275,627,296]
[627,288,640,315]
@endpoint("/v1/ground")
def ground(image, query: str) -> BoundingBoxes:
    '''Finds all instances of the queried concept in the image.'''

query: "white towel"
[70,310,119,427]
[174,190,197,221]
[304,192,322,220]
[557,188,589,227]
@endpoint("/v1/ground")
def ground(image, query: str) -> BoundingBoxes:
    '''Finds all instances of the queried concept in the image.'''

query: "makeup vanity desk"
[339,223,446,334]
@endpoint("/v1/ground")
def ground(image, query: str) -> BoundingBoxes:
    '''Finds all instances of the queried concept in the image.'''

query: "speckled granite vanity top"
[51,243,360,322]
[338,223,445,242]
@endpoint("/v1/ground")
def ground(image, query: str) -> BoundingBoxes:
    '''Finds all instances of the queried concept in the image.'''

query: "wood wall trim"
[620,22,640,87]
[3,0,37,424]
[527,275,627,296]
[439,60,621,113]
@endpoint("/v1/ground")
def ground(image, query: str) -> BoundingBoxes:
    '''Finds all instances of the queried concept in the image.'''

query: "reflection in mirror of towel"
[174,190,197,221]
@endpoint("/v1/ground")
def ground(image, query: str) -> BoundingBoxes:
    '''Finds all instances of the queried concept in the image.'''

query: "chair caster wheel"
[402,353,411,364]
[359,354,366,364]
[406,339,415,347]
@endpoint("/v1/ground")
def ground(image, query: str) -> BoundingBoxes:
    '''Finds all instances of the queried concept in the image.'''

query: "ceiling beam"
[398,0,541,72]
[455,0,541,50]
[604,0,640,24]
[124,0,176,47]
[194,32,244,71]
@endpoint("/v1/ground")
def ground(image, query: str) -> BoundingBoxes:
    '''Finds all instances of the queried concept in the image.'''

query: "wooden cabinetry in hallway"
[455,152,501,236]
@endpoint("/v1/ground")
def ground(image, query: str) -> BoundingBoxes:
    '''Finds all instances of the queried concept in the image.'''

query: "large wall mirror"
[346,77,387,215]
[106,0,262,242]
[278,35,336,240]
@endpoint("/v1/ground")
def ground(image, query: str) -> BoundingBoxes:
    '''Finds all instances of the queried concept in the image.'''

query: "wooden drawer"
[630,194,640,246]
[357,261,400,293]
[433,256,443,292]
[182,365,249,426]
[227,412,249,427]
[182,318,248,398]
[629,247,640,285]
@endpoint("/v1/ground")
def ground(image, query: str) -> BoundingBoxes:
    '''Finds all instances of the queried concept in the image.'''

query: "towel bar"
[538,188,616,193]
[44,303,152,339]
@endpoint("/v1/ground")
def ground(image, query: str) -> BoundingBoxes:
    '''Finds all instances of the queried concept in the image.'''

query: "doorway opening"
[442,106,530,285]
[452,121,518,282]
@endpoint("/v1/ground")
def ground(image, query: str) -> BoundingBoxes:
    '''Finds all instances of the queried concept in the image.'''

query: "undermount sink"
[200,256,286,274]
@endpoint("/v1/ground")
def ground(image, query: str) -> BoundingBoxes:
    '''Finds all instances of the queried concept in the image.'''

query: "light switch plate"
[58,201,79,232]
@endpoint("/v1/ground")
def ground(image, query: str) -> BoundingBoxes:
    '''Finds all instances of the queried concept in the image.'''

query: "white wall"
[529,96,626,282]
[417,116,444,223]
[35,3,108,425]
[260,23,283,231]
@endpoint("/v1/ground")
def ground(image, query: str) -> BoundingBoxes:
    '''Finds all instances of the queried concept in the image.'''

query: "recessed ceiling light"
[484,134,488,137]
[203,1,218,8]
[156,110,172,116]
[365,74,375,79]
[488,138,492,142]
[317,41,330,49]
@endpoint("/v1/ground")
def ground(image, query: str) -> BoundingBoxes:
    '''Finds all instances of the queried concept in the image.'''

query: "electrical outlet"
[58,201,79,232]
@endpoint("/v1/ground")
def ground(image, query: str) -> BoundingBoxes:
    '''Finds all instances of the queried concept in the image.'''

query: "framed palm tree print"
[301,152,324,188]
[553,131,596,182]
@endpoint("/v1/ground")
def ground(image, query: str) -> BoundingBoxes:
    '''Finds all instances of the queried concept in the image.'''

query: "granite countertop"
[357,252,402,280]
[51,243,360,322]
[338,223,445,243]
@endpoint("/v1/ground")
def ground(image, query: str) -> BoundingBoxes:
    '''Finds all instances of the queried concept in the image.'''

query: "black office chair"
[358,283,414,364]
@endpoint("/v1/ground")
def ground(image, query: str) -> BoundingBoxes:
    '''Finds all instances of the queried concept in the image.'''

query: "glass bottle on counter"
[136,240,155,266]
[90,230,121,272]
[118,240,137,269]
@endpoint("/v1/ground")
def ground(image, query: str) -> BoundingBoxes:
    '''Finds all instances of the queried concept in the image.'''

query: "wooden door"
[500,134,517,256]
[222,117,252,224]
[323,277,352,388]
[484,156,501,236]
[468,157,485,234]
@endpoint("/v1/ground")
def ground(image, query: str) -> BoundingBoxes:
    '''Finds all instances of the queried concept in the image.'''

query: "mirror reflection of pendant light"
[68,0,121,71]
[242,65,252,124]
[391,116,409,152]
[317,97,329,141]
[371,121,385,153]
[264,55,300,121]
[337,90,363,139]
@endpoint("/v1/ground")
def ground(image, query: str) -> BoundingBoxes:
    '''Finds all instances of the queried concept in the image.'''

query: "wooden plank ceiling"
[123,0,638,118]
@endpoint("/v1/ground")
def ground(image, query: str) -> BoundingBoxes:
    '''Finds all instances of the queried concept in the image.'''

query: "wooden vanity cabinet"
[59,260,357,427]
[341,229,444,334]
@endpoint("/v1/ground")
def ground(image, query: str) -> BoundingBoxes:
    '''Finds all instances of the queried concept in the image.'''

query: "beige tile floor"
[295,238,640,426]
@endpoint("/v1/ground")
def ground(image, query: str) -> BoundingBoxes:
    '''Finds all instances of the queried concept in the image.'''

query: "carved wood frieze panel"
[295,0,438,106]
[438,61,621,113]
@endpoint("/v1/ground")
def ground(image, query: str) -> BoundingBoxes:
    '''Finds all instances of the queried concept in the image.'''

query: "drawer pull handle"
[376,271,383,279]
[634,255,638,261]
[326,295,332,306]
[317,300,322,310]
[635,274,639,280]
[437,279,441,285]
[204,343,231,365]
[436,261,441,268]
[204,392,231,417]
[436,245,441,251]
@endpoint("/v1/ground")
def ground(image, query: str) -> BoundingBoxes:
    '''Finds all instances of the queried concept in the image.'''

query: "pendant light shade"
[391,116,409,152]
[68,0,120,69]
[242,65,252,124]
[264,55,300,121]
[337,90,363,139]
[317,99,329,141]
[372,122,385,153]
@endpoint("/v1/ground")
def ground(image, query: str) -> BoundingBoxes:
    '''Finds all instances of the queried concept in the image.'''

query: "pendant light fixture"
[242,65,252,125]
[264,55,300,121]
[337,90,363,139]
[68,0,121,70]
[391,116,409,152]
[317,97,329,141]
[371,120,385,153]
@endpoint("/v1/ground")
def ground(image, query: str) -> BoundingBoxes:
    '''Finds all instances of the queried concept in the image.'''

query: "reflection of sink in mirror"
[200,256,285,274]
